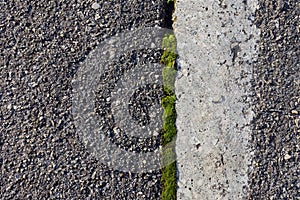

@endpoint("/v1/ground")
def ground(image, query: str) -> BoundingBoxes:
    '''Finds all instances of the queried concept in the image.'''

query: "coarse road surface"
[1,0,299,200]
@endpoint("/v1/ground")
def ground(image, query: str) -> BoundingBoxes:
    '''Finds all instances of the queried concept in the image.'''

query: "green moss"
[162,95,176,145]
[161,34,177,95]
[162,67,176,96]
[161,34,177,69]
[161,50,177,68]
[161,162,177,200]
[162,34,176,53]
[160,33,177,200]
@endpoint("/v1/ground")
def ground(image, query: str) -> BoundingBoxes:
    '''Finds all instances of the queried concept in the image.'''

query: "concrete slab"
[174,0,260,199]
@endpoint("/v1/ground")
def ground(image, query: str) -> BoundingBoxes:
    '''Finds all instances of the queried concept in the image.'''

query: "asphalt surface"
[0,0,166,199]
[1,0,299,199]
[249,0,299,199]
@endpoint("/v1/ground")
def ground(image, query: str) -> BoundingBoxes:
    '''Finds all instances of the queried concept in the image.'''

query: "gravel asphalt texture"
[1,0,299,199]
[249,0,299,199]
[0,0,166,199]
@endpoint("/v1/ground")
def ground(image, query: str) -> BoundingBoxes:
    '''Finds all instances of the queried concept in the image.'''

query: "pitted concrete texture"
[174,0,260,199]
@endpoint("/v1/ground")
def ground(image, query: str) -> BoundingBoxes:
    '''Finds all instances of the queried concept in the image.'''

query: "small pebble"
[284,154,292,160]
[91,2,100,10]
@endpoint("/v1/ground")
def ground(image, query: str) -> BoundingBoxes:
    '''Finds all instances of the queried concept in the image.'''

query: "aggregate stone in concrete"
[174,0,260,199]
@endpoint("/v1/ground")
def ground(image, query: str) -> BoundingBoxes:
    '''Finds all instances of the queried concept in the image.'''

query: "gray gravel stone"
[92,2,100,10]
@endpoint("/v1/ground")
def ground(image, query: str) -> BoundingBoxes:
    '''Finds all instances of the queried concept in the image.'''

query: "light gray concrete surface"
[174,0,260,199]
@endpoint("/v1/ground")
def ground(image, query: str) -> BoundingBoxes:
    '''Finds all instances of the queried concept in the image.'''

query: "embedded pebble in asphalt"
[92,2,100,10]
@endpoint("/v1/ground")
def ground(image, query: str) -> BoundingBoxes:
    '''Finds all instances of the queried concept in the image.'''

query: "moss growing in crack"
[162,95,176,145]
[161,94,177,199]
[160,33,177,200]
[161,34,177,95]
[162,67,176,96]
[161,34,176,68]
[161,161,177,200]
